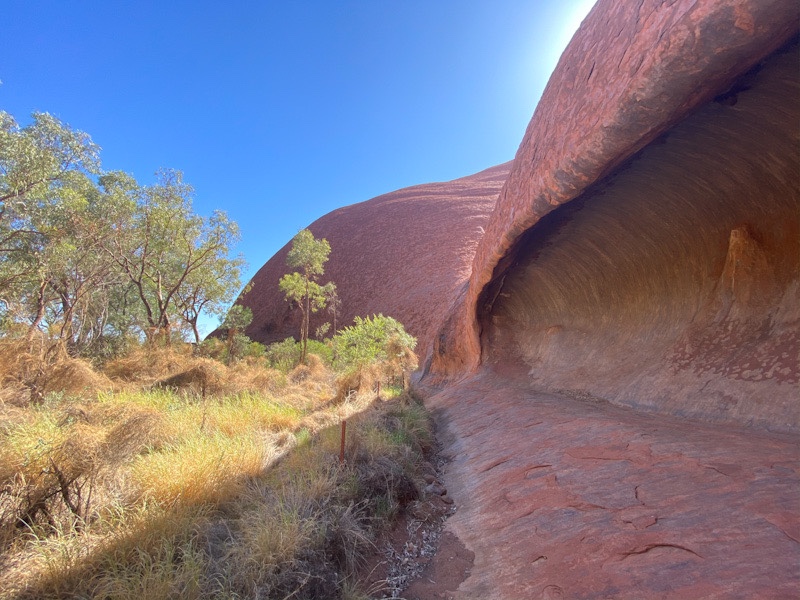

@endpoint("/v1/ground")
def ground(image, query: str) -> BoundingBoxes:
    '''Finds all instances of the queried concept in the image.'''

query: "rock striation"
[239,164,508,366]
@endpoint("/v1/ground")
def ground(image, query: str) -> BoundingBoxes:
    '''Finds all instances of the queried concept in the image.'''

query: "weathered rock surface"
[240,163,508,366]
[427,373,800,599]
[430,0,799,433]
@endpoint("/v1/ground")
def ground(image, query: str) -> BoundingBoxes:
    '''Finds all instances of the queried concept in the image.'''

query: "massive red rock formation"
[430,0,799,434]
[239,164,508,364]
[243,0,798,596]
[416,0,799,597]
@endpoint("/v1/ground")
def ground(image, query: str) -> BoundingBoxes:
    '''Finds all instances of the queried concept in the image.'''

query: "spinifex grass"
[129,432,268,507]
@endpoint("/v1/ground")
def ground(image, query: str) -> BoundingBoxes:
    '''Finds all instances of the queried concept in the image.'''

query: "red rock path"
[425,371,800,599]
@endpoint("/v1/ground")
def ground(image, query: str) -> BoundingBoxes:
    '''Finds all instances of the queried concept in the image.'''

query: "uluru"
[241,0,799,597]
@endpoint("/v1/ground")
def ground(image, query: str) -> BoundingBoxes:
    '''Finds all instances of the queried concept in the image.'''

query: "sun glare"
[555,0,599,58]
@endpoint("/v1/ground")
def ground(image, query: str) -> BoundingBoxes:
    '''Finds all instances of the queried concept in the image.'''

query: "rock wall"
[482,44,798,431]
[239,164,508,365]
[429,0,799,432]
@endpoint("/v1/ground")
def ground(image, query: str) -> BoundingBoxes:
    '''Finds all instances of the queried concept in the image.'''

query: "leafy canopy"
[278,229,335,363]
[333,314,417,373]
[0,110,245,354]
[285,228,330,277]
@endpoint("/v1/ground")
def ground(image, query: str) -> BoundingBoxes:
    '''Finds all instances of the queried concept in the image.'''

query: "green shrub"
[266,338,302,372]
[331,315,417,399]
[266,338,332,372]
[306,339,333,365]
[332,315,416,373]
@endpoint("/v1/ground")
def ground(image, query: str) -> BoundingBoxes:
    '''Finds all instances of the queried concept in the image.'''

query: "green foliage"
[0,109,245,354]
[100,168,245,344]
[199,332,264,364]
[278,229,336,363]
[0,111,101,212]
[307,339,333,364]
[265,338,302,372]
[265,337,332,372]
[333,314,417,374]
[221,305,252,332]
[0,111,107,352]
[285,228,330,276]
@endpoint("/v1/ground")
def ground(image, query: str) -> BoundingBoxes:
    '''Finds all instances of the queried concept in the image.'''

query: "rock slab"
[427,372,800,599]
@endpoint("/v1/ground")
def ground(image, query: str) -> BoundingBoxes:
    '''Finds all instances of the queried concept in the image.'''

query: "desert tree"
[99,169,242,344]
[0,111,244,353]
[174,257,247,344]
[279,229,335,364]
[0,111,104,344]
[0,111,100,223]
[220,304,253,362]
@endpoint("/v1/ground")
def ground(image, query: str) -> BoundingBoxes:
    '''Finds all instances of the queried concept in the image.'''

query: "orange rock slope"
[239,163,508,367]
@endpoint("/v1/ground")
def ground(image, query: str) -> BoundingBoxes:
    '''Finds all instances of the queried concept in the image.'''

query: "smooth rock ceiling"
[480,42,799,432]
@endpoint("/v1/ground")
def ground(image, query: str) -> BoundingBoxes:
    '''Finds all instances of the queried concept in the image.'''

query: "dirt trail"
[423,371,800,599]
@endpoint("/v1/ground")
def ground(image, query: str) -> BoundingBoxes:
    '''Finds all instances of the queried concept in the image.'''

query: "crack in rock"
[621,543,704,560]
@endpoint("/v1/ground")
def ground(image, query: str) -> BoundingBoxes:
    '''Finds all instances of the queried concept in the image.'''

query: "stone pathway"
[425,371,800,599]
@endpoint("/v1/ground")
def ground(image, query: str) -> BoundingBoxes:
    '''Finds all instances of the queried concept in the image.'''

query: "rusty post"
[339,419,347,464]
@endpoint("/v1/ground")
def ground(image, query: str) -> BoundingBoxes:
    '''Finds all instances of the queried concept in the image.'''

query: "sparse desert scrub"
[0,330,430,599]
[216,390,432,599]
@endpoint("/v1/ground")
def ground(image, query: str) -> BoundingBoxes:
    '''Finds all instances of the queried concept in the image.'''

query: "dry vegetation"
[0,335,433,599]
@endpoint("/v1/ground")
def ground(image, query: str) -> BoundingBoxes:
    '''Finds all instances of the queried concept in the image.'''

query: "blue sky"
[2,1,596,334]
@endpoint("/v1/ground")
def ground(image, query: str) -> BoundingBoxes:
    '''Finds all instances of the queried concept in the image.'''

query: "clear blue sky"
[2,1,595,334]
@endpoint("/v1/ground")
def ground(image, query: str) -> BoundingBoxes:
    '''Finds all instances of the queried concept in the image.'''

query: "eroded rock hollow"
[480,42,799,432]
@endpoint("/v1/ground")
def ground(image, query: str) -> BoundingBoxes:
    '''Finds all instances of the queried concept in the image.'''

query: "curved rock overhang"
[429,0,799,431]
[484,40,798,431]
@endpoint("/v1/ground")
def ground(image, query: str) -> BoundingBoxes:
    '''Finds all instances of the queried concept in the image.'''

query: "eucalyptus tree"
[0,110,245,353]
[279,229,335,363]
[0,111,100,222]
[0,111,102,341]
[174,262,247,344]
[99,169,242,344]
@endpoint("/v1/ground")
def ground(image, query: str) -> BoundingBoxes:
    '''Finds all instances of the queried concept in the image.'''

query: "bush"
[266,338,302,372]
[198,334,265,364]
[332,315,416,373]
[266,338,332,372]
[332,315,417,400]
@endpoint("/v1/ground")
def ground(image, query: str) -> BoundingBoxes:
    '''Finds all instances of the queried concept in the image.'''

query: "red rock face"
[430,0,799,433]
[239,163,508,366]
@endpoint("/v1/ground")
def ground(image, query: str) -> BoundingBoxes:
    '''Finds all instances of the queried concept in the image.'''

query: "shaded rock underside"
[480,40,798,433]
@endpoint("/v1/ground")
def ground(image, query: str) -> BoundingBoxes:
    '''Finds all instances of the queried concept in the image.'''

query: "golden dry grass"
[0,336,112,404]
[0,338,429,599]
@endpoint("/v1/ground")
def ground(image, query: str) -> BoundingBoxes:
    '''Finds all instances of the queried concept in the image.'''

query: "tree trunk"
[27,279,49,340]
[191,319,201,344]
